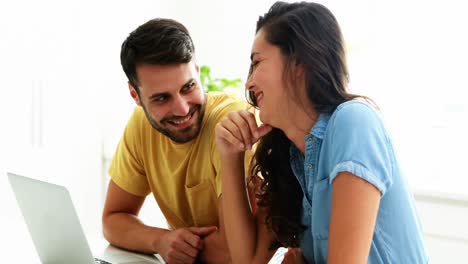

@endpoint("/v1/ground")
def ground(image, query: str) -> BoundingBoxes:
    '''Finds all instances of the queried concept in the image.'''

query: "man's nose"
[172,95,190,116]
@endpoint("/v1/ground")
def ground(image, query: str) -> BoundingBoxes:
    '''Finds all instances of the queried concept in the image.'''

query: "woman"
[215,1,428,263]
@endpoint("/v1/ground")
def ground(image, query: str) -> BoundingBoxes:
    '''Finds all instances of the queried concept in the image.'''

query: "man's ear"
[128,82,141,106]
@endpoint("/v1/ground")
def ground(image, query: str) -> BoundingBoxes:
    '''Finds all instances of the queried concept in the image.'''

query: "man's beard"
[141,102,206,143]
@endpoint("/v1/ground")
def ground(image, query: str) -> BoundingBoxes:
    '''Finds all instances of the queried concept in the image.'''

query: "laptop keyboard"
[94,257,112,264]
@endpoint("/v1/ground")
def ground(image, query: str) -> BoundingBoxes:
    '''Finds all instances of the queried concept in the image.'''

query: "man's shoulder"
[207,92,247,112]
[197,93,247,140]
[121,106,154,146]
[126,106,149,128]
[208,91,242,102]
[130,105,146,118]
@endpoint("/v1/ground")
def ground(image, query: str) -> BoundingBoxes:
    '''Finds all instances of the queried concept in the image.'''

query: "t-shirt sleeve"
[108,107,150,197]
[328,102,394,196]
[210,95,249,197]
[212,144,254,198]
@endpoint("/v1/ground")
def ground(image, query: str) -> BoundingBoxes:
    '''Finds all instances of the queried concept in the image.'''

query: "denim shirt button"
[307,163,312,169]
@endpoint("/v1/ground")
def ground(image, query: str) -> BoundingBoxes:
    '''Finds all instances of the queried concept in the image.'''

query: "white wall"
[0,0,178,246]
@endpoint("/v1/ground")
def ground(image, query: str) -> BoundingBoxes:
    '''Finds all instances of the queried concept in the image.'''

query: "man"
[102,18,248,263]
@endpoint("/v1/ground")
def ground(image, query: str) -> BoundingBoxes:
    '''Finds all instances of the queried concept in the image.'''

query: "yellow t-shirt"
[108,93,248,229]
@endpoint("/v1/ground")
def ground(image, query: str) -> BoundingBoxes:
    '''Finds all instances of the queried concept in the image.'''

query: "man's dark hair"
[120,18,195,93]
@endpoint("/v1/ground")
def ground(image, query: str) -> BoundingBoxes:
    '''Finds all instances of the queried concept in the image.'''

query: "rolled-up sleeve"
[327,102,394,196]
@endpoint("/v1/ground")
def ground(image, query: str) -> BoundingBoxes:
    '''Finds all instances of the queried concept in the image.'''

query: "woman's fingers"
[230,110,258,149]
[216,110,271,153]
[238,110,261,141]
[217,121,246,151]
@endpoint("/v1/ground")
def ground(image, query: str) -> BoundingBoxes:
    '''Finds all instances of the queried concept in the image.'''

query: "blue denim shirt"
[289,101,428,263]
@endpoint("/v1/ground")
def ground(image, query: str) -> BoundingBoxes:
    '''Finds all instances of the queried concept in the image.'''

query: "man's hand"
[156,226,217,264]
[199,229,230,264]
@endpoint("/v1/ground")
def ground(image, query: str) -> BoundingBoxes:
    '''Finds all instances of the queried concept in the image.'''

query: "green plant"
[200,65,243,93]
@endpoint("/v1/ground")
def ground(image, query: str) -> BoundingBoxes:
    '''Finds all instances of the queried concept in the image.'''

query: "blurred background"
[1,0,467,262]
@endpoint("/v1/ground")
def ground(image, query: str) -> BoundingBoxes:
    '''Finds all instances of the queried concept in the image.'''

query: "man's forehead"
[137,63,197,88]
[137,62,196,76]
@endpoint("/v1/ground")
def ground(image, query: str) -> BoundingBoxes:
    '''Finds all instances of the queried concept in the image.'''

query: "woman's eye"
[249,61,260,77]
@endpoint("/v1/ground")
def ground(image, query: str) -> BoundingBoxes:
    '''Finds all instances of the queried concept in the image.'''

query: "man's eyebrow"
[147,78,196,101]
[250,52,259,61]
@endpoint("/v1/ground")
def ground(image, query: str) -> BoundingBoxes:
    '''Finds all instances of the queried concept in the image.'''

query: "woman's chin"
[259,112,270,126]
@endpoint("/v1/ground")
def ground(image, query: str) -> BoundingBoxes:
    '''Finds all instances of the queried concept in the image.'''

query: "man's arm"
[102,180,216,263]
[198,195,229,263]
[199,176,260,263]
[102,180,165,253]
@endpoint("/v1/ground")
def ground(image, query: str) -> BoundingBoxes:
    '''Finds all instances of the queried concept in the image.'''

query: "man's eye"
[153,96,167,102]
[183,82,195,92]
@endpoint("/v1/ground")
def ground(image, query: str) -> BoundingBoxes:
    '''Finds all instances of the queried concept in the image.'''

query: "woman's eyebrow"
[250,52,259,61]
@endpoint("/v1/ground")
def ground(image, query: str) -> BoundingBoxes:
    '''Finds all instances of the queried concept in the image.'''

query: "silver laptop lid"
[7,172,95,264]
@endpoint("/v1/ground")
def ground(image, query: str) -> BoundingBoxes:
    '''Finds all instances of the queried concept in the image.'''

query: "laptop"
[7,172,163,264]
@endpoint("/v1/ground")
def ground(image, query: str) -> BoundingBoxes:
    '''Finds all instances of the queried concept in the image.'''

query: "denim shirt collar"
[289,112,331,155]
[309,113,331,140]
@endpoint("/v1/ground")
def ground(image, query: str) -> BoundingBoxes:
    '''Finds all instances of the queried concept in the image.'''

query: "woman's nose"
[245,77,255,91]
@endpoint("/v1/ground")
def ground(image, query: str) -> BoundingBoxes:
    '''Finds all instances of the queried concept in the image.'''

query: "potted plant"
[200,65,243,93]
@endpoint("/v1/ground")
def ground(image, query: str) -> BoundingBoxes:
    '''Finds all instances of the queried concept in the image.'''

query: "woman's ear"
[128,82,141,106]
[295,62,305,79]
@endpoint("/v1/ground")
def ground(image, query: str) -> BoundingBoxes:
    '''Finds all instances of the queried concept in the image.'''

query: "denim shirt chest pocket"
[310,177,331,240]
[291,132,331,262]
[304,135,332,238]
[301,134,333,262]
[297,177,331,263]
[298,177,331,263]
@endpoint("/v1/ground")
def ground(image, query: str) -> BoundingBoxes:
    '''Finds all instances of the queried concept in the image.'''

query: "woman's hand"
[215,109,272,157]
[215,110,276,264]
[281,248,307,264]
